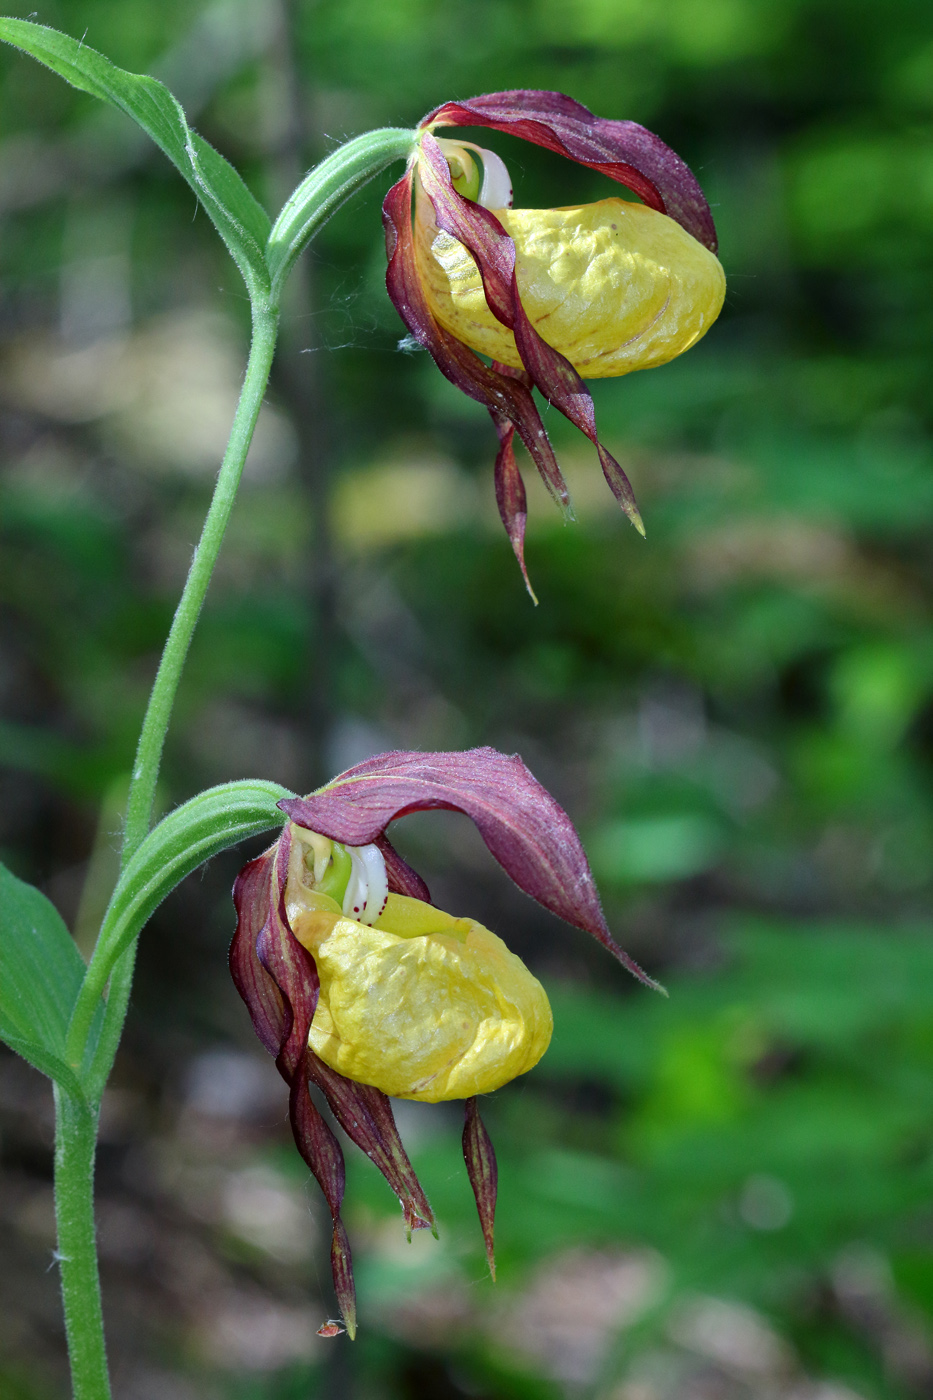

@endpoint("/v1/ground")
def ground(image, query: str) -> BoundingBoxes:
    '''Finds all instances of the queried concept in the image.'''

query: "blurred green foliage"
[2,0,933,1396]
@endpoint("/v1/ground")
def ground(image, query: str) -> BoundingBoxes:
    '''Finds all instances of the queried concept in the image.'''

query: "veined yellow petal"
[290,892,553,1102]
[414,195,725,378]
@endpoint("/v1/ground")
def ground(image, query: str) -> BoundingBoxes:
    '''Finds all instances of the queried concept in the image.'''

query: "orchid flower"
[229,747,658,1336]
[383,91,725,595]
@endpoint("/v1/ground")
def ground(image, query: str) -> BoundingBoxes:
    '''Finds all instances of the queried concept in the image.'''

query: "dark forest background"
[2,1,933,1397]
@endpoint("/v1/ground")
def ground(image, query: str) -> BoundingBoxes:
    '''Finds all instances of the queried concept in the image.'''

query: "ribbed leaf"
[0,18,271,304]
[266,126,414,302]
[94,780,292,982]
[0,864,98,1097]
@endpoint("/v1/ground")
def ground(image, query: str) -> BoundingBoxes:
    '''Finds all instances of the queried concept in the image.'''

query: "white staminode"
[343,843,388,926]
[437,136,513,211]
[476,145,513,210]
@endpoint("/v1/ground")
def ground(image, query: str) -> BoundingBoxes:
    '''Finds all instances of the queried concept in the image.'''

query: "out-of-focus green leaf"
[0,18,271,303]
[0,863,98,1098]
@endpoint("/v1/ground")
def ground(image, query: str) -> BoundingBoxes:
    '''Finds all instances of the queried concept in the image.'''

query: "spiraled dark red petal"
[253,827,321,1078]
[384,172,572,518]
[229,847,287,1057]
[512,313,645,535]
[421,89,717,253]
[307,1051,435,1237]
[231,833,361,1331]
[491,363,535,603]
[418,135,644,536]
[463,1097,498,1280]
[281,748,660,989]
[289,1060,356,1337]
[374,831,432,903]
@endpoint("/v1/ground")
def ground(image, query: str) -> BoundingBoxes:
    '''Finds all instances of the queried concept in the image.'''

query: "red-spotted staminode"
[230,747,658,1336]
[383,91,725,595]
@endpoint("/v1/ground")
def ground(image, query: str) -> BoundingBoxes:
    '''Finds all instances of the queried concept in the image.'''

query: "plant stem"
[64,304,280,1088]
[56,306,280,1400]
[120,304,280,867]
[54,1088,110,1400]
[56,126,413,1400]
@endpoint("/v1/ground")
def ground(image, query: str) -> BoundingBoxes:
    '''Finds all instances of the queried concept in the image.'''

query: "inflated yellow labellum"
[414,194,726,378]
[288,891,553,1102]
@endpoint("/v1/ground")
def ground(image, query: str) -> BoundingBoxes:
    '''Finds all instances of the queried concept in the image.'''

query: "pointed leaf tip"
[0,862,102,1095]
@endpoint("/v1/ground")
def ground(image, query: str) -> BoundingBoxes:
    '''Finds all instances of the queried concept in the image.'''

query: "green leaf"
[0,864,96,1097]
[267,127,415,302]
[0,18,271,304]
[62,779,292,1098]
[83,779,291,1005]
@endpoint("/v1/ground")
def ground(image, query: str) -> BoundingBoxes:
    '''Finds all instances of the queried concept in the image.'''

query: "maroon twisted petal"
[289,1057,357,1337]
[383,169,574,517]
[491,362,535,600]
[306,1051,435,1237]
[230,847,287,1057]
[463,1097,498,1278]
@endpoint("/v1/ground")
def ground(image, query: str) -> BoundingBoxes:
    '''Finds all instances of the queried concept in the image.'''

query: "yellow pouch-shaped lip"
[414,194,726,378]
[288,891,553,1103]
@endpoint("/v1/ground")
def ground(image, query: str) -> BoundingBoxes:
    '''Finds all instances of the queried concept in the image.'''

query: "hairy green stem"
[120,306,280,865]
[63,306,280,1084]
[54,1089,110,1400]
[55,309,280,1400]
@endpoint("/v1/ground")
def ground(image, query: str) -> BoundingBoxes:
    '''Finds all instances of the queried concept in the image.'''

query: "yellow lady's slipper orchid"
[384,90,725,590]
[230,747,658,1336]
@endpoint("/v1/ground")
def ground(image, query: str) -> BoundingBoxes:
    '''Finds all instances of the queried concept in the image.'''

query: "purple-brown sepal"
[463,1096,498,1279]
[280,746,660,988]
